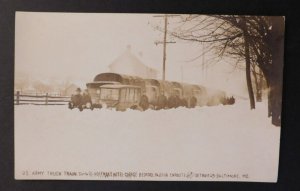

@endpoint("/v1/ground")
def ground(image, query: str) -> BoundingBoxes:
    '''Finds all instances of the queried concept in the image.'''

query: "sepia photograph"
[14,12,284,182]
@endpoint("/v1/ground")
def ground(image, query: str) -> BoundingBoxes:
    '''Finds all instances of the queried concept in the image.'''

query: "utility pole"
[202,43,205,81]
[153,14,179,81]
[162,15,168,81]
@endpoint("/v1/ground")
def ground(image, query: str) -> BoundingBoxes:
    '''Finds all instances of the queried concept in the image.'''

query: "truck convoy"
[82,72,228,111]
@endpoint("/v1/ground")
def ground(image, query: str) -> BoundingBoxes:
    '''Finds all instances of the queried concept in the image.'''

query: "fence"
[14,91,71,105]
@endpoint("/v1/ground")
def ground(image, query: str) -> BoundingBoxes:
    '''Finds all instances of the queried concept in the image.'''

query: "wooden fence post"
[16,91,20,105]
[45,93,48,105]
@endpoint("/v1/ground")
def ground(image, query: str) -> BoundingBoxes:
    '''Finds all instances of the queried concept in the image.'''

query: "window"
[100,88,119,100]
[125,88,130,101]
[134,89,140,101]
[125,88,134,102]
[173,89,181,97]
[120,89,126,102]
[193,90,202,96]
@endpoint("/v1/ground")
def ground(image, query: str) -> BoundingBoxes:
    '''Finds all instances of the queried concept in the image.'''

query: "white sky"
[15,12,248,96]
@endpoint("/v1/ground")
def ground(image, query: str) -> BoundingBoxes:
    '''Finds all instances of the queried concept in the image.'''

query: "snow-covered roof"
[108,46,158,78]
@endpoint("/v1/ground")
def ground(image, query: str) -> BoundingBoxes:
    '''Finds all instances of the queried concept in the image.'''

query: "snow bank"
[14,100,280,182]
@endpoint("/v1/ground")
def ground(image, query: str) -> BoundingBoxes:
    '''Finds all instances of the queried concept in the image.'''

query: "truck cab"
[145,85,159,105]
[86,81,120,107]
[95,84,141,111]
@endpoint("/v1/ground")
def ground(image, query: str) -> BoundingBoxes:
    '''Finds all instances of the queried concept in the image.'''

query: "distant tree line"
[15,79,79,96]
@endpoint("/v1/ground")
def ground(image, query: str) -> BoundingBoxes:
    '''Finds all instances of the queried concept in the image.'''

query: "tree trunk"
[257,70,263,102]
[268,77,282,126]
[252,64,262,102]
[267,17,285,127]
[243,21,255,109]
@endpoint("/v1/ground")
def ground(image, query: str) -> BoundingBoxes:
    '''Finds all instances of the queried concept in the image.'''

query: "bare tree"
[165,15,284,126]
[15,79,29,92]
[33,81,53,94]
[251,64,263,102]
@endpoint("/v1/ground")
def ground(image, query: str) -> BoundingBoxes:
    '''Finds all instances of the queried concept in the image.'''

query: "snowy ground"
[14,100,280,182]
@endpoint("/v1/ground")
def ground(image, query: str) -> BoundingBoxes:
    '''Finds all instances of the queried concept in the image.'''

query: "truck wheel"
[167,97,172,108]
[181,99,188,107]
[130,105,138,110]
[167,96,176,108]
[174,96,181,108]
[68,102,74,109]
[190,97,197,108]
[140,95,149,111]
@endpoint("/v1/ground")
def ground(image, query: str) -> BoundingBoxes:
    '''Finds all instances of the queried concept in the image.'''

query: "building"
[108,46,158,79]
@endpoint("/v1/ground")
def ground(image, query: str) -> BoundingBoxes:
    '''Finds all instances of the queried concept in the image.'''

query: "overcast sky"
[15,12,247,96]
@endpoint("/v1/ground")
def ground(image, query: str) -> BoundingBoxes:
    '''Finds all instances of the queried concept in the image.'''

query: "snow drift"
[14,99,280,182]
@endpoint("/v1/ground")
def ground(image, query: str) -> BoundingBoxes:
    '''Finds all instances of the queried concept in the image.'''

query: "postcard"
[14,12,284,182]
